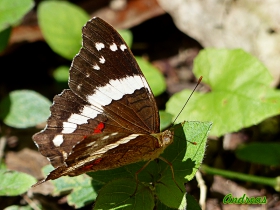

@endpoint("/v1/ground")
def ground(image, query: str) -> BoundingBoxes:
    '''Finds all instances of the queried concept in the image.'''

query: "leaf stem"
[200,164,280,191]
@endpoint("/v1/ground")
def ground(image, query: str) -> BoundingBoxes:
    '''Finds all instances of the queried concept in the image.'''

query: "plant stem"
[200,164,280,191]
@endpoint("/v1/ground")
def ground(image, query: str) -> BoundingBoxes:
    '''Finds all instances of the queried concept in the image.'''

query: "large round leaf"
[0,90,51,128]
[167,49,280,136]
[38,1,88,59]
[0,0,34,31]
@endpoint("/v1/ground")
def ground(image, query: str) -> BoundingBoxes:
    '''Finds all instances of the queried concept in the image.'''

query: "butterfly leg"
[158,156,184,193]
[130,160,152,197]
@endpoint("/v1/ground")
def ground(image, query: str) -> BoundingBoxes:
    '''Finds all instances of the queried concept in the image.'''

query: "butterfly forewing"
[69,18,159,133]
[33,17,160,172]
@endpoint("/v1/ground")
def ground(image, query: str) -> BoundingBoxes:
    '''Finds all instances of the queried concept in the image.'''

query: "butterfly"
[32,17,176,187]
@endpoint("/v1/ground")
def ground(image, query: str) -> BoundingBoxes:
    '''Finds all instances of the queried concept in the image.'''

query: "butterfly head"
[162,130,173,146]
[152,130,174,149]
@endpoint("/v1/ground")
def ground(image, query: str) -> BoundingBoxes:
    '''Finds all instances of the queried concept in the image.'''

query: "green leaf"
[88,166,129,184]
[119,29,133,48]
[156,200,176,210]
[0,0,34,31]
[0,161,7,169]
[38,1,89,59]
[4,205,33,210]
[94,178,154,210]
[0,90,51,128]
[166,49,280,136]
[42,165,102,208]
[156,193,201,210]
[67,183,101,209]
[0,169,36,196]
[155,121,211,208]
[0,26,11,52]
[136,57,166,96]
[186,193,202,210]
[159,110,173,131]
[236,143,280,166]
[53,65,69,82]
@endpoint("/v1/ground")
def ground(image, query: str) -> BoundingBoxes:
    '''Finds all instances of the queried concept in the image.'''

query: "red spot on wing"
[94,122,105,134]
[93,158,102,165]
[82,158,103,171]
[81,122,105,141]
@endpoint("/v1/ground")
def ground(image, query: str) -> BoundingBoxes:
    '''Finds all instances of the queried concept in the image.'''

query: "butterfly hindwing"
[40,131,171,183]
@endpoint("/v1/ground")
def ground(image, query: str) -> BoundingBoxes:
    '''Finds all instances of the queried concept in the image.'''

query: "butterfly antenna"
[172,76,203,125]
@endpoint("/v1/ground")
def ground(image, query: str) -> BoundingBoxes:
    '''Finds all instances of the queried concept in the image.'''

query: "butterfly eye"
[162,130,173,143]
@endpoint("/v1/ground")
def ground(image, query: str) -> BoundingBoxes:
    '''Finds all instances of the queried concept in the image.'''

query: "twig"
[0,136,7,161]
[23,194,41,210]
[196,170,207,210]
